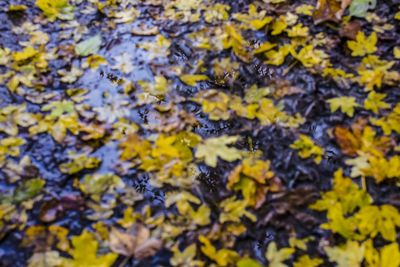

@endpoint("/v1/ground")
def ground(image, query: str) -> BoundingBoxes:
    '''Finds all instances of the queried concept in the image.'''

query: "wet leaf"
[75,34,102,57]
[325,240,365,267]
[265,242,295,267]
[109,225,162,259]
[195,135,242,167]
[327,96,358,117]
[62,230,117,267]
[349,0,376,18]
[347,31,377,56]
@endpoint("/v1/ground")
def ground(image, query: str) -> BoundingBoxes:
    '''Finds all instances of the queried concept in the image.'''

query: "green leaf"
[349,0,376,18]
[14,178,45,203]
[237,258,263,267]
[75,35,102,56]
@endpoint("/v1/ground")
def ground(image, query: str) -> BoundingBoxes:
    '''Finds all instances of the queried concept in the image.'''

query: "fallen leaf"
[109,224,162,259]
[75,34,102,56]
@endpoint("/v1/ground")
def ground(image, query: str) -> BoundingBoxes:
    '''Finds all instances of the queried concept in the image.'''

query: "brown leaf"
[339,21,361,40]
[313,0,342,24]
[39,194,84,223]
[109,225,162,259]
[134,238,162,260]
[109,227,137,257]
[334,126,360,156]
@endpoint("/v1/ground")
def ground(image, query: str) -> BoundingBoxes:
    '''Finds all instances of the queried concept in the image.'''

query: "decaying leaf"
[109,225,162,259]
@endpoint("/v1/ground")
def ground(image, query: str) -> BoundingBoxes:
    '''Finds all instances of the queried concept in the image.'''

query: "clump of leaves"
[36,0,74,21]
[290,135,324,164]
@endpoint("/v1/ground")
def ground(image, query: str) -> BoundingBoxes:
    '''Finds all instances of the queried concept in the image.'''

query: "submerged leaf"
[75,35,102,56]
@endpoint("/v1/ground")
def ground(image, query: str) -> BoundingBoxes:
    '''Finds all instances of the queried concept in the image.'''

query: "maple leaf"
[265,44,291,65]
[199,235,239,266]
[287,23,309,37]
[327,96,358,117]
[265,242,295,267]
[195,135,242,167]
[227,157,275,207]
[109,225,162,259]
[296,5,314,16]
[325,240,365,267]
[290,134,324,164]
[62,230,117,267]
[28,251,62,267]
[170,243,203,267]
[192,90,231,120]
[356,205,400,241]
[219,196,256,223]
[364,239,400,267]
[347,31,377,56]
[370,103,400,135]
[41,100,75,119]
[294,45,329,68]
[310,169,372,215]
[364,91,390,114]
[334,123,391,157]
[233,4,273,30]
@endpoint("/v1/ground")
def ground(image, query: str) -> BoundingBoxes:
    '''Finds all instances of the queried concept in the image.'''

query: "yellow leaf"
[62,230,117,267]
[290,134,324,164]
[253,42,277,54]
[199,235,239,266]
[310,168,372,214]
[265,44,291,65]
[171,243,203,267]
[364,91,390,114]
[219,196,256,223]
[195,135,242,167]
[325,240,365,267]
[233,4,273,30]
[358,205,400,241]
[180,74,208,86]
[271,15,287,35]
[28,251,62,267]
[365,240,400,267]
[287,23,309,37]
[327,96,358,117]
[295,5,314,16]
[109,225,162,259]
[12,47,38,62]
[35,0,73,21]
[293,255,323,267]
[347,31,377,57]
[394,47,400,59]
[266,242,294,267]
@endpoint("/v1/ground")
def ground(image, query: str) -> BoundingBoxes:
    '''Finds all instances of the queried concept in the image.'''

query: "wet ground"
[1,0,400,266]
